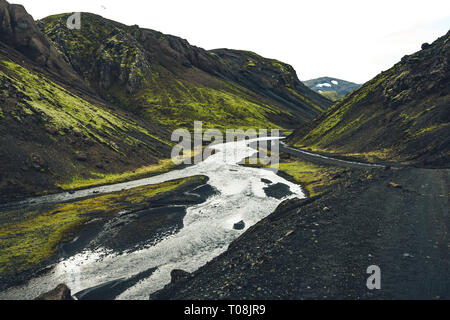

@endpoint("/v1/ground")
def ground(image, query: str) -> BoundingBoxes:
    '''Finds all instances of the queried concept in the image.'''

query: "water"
[0,137,305,300]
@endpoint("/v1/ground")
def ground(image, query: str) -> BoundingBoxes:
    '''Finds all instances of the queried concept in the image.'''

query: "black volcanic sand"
[0,177,217,293]
[60,183,217,254]
[151,165,449,300]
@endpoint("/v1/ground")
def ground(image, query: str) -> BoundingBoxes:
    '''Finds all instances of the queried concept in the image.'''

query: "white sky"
[10,0,450,83]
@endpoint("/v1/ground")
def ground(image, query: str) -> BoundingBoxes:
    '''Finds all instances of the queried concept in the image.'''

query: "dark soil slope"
[288,31,450,167]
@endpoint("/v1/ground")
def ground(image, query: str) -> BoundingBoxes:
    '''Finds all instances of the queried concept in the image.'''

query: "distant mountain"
[303,77,361,101]
[289,31,450,167]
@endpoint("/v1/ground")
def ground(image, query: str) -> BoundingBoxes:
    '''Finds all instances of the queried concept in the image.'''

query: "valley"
[0,0,448,301]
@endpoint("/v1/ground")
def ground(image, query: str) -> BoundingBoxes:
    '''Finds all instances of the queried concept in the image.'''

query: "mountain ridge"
[288,31,450,167]
[39,12,331,130]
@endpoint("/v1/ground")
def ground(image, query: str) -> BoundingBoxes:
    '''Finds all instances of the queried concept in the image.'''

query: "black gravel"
[151,166,449,300]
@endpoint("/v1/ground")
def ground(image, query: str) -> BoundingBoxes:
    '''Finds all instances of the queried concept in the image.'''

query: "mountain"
[303,77,361,101]
[288,31,450,167]
[0,0,329,202]
[38,13,331,130]
[0,1,173,202]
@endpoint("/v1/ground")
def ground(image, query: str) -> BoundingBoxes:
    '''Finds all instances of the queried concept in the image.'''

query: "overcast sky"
[11,0,450,83]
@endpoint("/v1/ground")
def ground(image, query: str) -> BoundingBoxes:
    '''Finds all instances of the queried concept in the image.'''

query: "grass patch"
[276,160,341,197]
[0,59,170,150]
[56,146,204,192]
[57,159,177,191]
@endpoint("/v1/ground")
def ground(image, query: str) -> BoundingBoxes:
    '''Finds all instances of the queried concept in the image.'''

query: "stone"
[34,284,74,300]
[388,182,401,189]
[171,269,190,284]
[233,220,245,230]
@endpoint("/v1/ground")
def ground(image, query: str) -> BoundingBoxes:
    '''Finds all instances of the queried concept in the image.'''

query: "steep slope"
[0,1,172,203]
[289,31,450,167]
[39,13,331,130]
[303,77,361,101]
[0,0,79,83]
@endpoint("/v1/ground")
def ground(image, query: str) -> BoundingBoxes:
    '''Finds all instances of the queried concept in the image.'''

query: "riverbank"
[0,175,214,292]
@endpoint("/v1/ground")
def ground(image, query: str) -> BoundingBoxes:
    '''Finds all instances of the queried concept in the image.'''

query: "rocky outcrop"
[0,0,78,81]
[34,284,74,300]
[170,269,190,284]
[233,220,245,230]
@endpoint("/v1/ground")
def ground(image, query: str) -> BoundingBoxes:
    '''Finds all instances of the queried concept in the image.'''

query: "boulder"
[170,269,190,284]
[0,0,79,81]
[233,220,245,230]
[34,284,74,300]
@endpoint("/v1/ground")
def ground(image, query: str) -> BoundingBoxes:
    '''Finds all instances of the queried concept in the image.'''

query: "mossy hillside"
[0,54,174,203]
[39,13,150,86]
[40,13,330,131]
[0,59,169,150]
[124,77,289,131]
[41,13,285,130]
[300,71,393,145]
[319,90,341,102]
[209,48,332,121]
[51,144,204,193]
[0,176,207,276]
[289,31,450,166]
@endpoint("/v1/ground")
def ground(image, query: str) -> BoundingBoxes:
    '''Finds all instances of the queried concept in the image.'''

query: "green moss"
[410,123,450,138]
[243,59,256,69]
[58,159,178,191]
[319,90,341,102]
[276,160,334,197]
[0,176,206,275]
[121,76,287,131]
[270,60,291,75]
[243,150,340,197]
[40,15,312,132]
[400,105,436,123]
[287,87,324,112]
[0,59,170,150]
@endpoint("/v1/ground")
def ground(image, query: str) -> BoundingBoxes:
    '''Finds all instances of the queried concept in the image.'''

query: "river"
[0,137,305,300]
